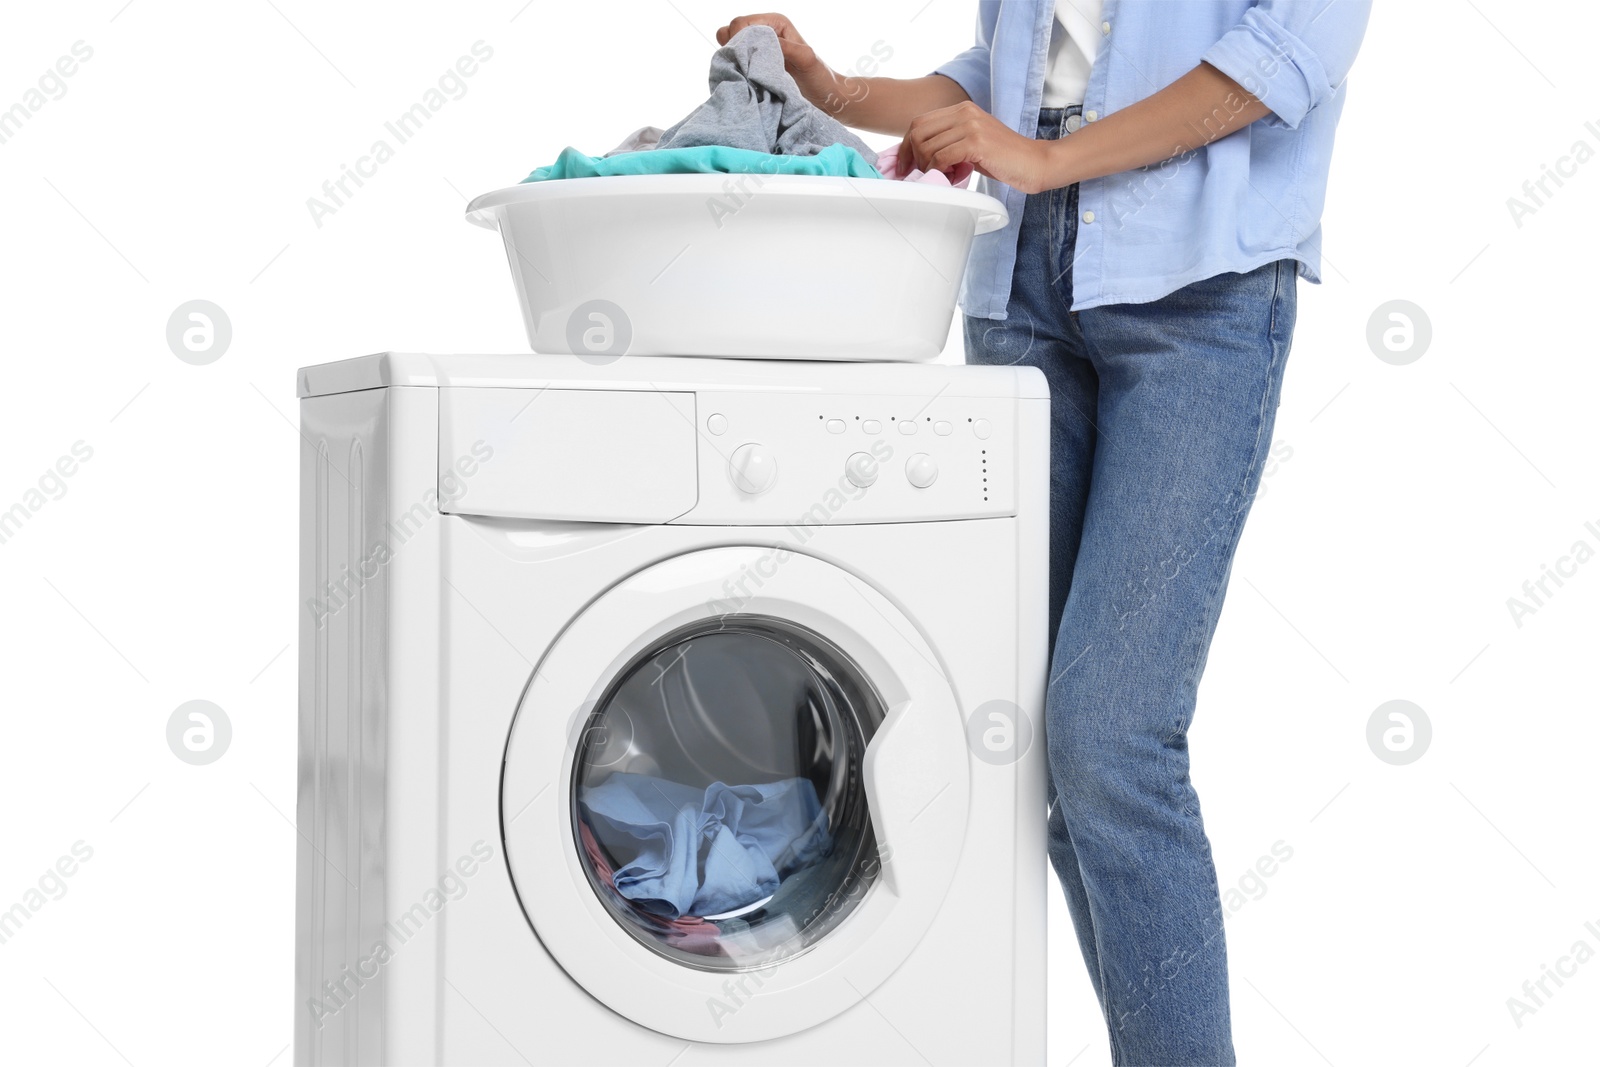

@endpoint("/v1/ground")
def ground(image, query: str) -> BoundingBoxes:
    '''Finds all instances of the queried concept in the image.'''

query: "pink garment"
[876,143,974,188]
[578,821,724,956]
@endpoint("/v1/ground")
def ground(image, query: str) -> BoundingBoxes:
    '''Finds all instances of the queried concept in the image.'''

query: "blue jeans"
[966,107,1297,1067]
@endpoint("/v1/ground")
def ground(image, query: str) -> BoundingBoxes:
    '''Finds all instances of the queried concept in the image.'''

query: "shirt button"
[1101,20,1111,34]
[1085,109,1098,121]
[1065,113,1083,133]
[1082,210,1095,224]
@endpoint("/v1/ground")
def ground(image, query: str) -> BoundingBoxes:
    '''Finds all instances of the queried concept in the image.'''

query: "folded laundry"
[580,772,831,920]
[524,143,879,183]
[657,25,877,161]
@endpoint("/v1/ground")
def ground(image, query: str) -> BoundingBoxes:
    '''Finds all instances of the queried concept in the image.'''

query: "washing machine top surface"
[296,352,1048,400]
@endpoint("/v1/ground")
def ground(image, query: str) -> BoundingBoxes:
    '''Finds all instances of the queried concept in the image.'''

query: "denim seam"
[1169,262,1289,795]
[1177,281,1287,686]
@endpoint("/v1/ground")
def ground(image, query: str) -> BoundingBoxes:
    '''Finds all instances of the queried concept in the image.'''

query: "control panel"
[674,390,1021,526]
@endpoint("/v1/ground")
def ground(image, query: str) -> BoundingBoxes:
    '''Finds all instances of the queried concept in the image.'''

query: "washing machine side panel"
[296,388,394,1067]
[296,386,449,1067]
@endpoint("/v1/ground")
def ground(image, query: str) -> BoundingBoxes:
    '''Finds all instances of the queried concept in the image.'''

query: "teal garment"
[522,143,883,183]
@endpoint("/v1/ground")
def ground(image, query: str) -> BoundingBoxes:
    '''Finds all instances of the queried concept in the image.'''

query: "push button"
[863,419,882,435]
[973,418,992,440]
[898,421,917,435]
[826,419,846,434]
[905,453,938,488]
[706,413,727,435]
[844,452,878,488]
[934,420,953,436]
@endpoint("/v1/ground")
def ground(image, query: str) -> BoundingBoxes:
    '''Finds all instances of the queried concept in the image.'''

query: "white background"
[1,1,1596,1064]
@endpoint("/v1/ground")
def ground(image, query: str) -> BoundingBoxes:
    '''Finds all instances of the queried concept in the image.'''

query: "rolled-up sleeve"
[1202,0,1372,129]
[933,1,999,113]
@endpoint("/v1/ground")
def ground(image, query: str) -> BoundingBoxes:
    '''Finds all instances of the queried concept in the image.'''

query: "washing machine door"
[501,546,971,1044]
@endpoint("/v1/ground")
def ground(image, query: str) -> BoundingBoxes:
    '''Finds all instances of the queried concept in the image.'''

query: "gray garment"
[657,25,875,160]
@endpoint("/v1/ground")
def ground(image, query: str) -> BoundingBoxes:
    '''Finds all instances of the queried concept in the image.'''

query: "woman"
[719,4,1370,1063]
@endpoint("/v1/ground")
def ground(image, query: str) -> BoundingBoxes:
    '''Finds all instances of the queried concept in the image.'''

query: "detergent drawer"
[437,387,698,522]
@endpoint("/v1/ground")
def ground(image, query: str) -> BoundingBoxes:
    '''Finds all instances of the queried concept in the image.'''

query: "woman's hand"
[716,13,841,112]
[900,101,1058,193]
[715,12,974,135]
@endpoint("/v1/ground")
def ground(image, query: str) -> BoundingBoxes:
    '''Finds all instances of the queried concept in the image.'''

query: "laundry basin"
[466,175,1008,361]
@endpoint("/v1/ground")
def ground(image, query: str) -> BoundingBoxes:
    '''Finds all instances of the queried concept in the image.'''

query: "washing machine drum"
[573,619,881,971]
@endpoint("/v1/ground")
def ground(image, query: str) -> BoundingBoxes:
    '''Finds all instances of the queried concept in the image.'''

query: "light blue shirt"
[935,0,1372,316]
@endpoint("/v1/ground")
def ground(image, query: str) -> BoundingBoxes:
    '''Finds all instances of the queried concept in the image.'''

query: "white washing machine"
[294,353,1049,1066]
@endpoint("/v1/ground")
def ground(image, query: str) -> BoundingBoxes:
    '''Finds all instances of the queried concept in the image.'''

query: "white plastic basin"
[466,175,1008,361]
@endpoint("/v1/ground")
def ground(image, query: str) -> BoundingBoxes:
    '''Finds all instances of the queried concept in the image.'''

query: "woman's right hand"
[717,13,842,113]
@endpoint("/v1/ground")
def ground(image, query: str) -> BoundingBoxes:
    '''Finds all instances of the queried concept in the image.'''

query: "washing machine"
[294,352,1049,1066]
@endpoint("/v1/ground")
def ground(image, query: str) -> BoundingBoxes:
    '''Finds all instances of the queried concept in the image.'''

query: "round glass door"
[571,615,883,972]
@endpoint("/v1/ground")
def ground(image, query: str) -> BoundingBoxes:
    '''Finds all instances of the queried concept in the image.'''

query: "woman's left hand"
[899,101,1056,194]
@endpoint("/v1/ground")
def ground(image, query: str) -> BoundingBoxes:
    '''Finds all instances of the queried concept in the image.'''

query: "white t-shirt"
[1040,0,1105,108]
